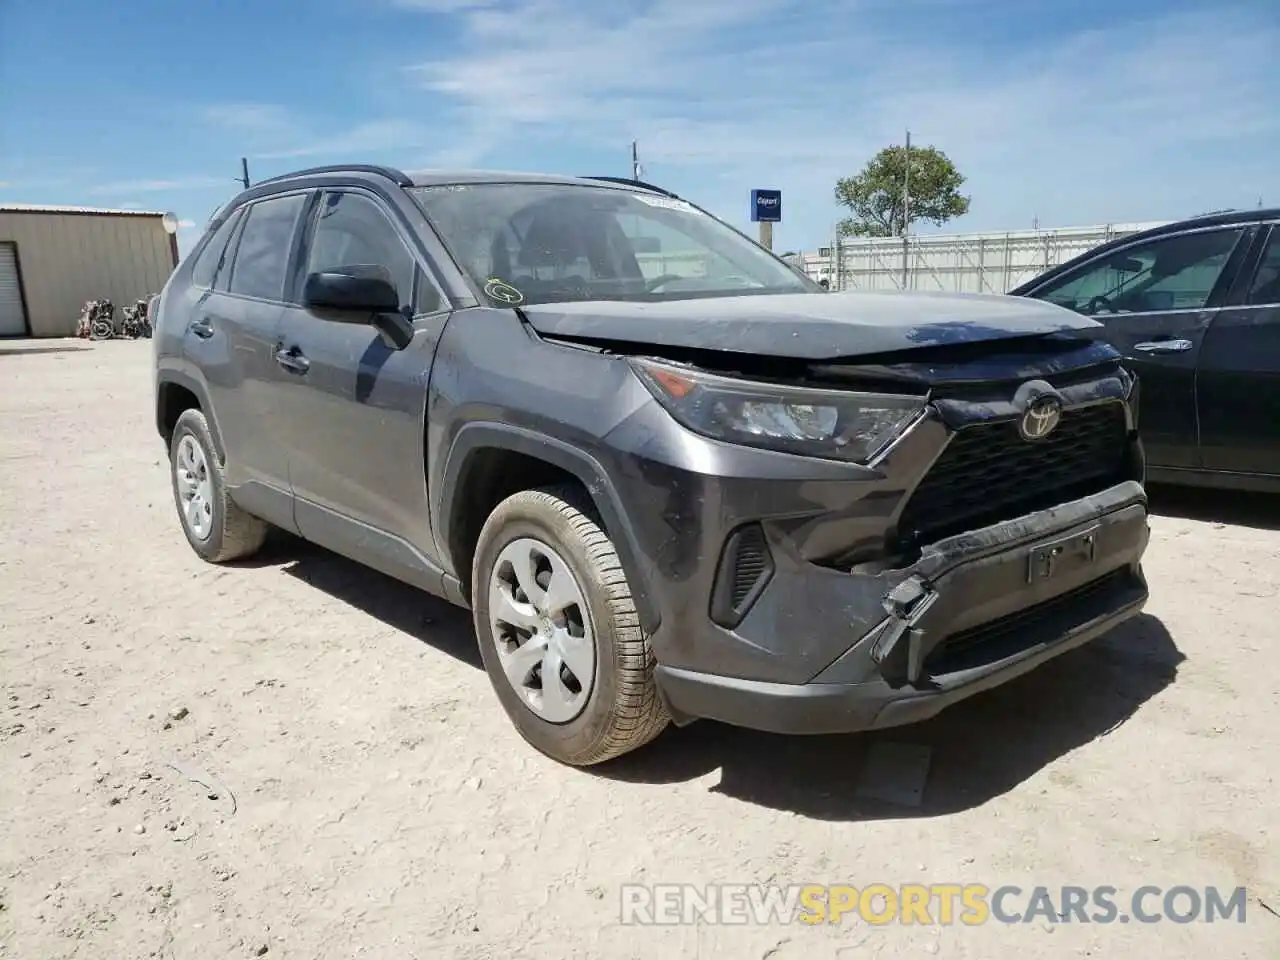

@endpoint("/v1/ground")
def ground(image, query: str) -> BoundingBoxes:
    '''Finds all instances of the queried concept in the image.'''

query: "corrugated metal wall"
[0,211,176,337]
[796,222,1169,294]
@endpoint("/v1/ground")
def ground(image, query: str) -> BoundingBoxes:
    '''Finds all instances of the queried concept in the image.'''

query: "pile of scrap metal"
[75,297,152,340]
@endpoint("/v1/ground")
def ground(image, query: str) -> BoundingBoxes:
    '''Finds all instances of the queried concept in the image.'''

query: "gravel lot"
[2,339,1278,960]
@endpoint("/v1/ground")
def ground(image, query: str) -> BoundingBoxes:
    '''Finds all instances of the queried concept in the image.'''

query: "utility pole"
[631,141,641,180]
[238,158,251,191]
[901,129,911,289]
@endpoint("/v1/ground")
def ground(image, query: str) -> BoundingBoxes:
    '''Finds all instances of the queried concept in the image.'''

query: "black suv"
[153,164,1151,766]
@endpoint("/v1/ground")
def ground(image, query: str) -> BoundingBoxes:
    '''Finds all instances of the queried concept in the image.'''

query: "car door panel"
[282,313,450,588]
[275,189,451,579]
[198,192,309,531]
[1197,225,1280,476]
[1093,309,1211,469]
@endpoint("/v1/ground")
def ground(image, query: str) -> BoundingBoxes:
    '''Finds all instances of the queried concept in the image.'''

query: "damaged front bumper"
[653,480,1150,735]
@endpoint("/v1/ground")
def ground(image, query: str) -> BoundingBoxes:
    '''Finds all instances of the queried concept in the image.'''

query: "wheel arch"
[437,422,660,634]
[156,370,225,461]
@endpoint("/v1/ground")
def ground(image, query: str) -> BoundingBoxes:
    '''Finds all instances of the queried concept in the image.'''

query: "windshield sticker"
[632,195,701,214]
[484,278,525,305]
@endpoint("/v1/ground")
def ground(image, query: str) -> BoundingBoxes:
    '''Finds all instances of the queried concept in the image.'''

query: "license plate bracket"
[1026,524,1099,584]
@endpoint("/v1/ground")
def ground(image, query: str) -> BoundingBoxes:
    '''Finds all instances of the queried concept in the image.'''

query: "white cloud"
[177,218,196,228]
[253,119,433,160]
[388,0,496,9]
[400,0,1279,238]
[87,176,228,196]
[202,102,297,136]
[201,101,434,165]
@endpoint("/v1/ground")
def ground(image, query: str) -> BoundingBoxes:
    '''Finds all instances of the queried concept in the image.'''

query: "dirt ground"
[1,339,1278,960]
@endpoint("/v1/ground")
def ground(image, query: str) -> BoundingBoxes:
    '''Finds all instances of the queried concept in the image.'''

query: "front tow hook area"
[869,576,940,687]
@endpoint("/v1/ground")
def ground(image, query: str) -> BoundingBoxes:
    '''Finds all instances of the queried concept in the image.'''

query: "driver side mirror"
[302,269,415,350]
[303,270,401,314]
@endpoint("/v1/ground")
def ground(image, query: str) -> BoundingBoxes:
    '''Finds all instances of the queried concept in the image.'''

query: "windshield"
[409,182,816,306]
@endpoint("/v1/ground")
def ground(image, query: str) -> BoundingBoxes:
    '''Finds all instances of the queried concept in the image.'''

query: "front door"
[1198,224,1280,477]
[1026,224,1252,470]
[274,189,452,588]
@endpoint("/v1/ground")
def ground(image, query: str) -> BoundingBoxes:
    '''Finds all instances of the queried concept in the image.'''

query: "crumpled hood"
[520,289,1105,360]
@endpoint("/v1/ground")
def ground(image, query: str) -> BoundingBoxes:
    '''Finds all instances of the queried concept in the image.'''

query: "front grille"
[924,568,1135,676]
[896,401,1128,551]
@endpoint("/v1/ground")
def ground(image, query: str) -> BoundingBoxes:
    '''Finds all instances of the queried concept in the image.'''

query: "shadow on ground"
[0,345,89,357]
[1147,483,1280,531]
[242,532,1182,822]
[246,530,480,668]
[600,614,1181,820]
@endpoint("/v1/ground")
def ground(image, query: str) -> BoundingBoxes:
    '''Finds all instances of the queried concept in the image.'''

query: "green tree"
[835,144,970,237]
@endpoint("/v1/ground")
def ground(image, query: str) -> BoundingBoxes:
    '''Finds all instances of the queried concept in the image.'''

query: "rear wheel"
[471,485,669,766]
[169,408,268,563]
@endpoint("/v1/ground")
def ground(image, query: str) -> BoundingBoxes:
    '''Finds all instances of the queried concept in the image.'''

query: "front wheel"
[471,486,669,766]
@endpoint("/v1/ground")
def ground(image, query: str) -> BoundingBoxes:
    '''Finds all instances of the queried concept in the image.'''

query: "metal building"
[0,204,179,338]
[795,221,1169,294]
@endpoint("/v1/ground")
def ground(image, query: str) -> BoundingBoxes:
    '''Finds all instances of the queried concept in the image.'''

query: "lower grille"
[710,523,774,629]
[925,568,1136,676]
[896,402,1128,550]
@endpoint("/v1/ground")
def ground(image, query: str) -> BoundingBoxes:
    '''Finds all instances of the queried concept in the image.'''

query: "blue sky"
[2,0,1277,256]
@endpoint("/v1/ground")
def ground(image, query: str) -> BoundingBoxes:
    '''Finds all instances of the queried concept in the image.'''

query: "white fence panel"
[796,221,1168,294]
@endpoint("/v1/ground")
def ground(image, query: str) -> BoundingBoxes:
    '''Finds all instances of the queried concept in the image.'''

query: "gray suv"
[153,164,1151,766]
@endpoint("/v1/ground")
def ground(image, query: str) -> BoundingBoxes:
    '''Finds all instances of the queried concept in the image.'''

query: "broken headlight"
[629,358,924,463]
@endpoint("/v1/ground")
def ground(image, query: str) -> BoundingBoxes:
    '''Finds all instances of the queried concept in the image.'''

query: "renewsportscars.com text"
[619,883,1249,926]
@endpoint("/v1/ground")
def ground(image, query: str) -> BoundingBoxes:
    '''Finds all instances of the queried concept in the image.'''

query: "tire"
[169,408,268,563]
[90,319,113,341]
[471,485,670,766]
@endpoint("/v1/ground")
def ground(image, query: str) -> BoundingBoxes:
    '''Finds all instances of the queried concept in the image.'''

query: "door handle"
[274,346,310,373]
[1132,339,1192,354]
[189,318,214,340]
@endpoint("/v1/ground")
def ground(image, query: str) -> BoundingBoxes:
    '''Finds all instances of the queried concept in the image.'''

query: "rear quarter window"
[190,209,243,288]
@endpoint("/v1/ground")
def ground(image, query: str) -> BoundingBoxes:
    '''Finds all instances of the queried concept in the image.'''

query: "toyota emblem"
[1018,394,1062,441]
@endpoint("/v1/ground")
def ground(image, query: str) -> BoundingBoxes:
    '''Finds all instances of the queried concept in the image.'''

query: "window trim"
[218,189,313,305]
[190,208,245,291]
[1239,223,1280,308]
[291,186,447,317]
[1027,223,1255,317]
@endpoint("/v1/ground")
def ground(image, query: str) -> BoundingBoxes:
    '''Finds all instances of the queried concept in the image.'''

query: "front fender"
[437,421,660,634]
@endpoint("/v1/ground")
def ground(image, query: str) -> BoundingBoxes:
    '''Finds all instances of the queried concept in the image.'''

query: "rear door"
[1197,223,1280,477]
[196,191,309,525]
[1023,224,1252,470]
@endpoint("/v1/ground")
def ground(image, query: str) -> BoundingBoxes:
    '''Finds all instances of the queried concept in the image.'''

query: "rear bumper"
[653,480,1150,735]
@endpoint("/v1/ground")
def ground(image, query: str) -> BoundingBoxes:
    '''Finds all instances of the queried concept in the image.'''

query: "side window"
[305,192,438,312]
[1034,228,1245,316]
[226,194,307,301]
[190,209,242,288]
[1246,229,1280,305]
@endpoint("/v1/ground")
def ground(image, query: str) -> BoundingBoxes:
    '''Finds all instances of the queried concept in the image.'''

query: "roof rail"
[252,164,413,188]
[581,175,682,200]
